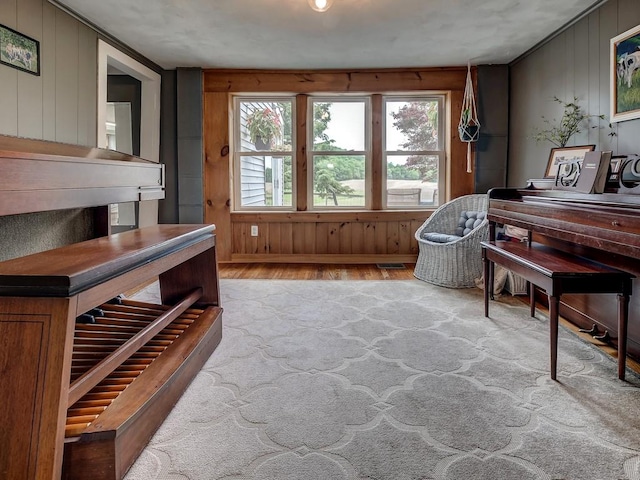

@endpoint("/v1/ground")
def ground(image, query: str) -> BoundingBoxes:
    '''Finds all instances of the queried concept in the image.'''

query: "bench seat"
[481,240,633,380]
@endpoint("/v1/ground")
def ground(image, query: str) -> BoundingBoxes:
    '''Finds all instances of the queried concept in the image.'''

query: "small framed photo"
[611,24,640,123]
[545,145,595,178]
[0,24,40,76]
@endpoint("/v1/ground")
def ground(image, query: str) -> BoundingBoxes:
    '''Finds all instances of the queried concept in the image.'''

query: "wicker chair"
[414,194,489,288]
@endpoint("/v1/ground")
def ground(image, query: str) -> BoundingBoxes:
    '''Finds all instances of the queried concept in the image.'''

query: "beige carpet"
[124,279,640,480]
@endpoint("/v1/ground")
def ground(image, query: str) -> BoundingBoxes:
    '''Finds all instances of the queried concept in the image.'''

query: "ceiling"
[54,0,603,70]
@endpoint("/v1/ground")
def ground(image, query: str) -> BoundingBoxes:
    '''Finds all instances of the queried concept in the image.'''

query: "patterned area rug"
[125,279,640,480]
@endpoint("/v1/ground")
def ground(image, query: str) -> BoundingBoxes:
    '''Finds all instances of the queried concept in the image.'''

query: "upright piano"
[488,186,640,362]
[0,136,223,480]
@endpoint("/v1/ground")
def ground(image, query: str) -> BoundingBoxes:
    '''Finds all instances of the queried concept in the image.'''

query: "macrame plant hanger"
[458,62,480,173]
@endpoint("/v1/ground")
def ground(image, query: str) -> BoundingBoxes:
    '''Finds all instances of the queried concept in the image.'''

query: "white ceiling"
[54,0,603,70]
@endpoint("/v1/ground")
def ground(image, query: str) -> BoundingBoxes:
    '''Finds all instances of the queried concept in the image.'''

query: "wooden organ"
[488,186,640,363]
[0,136,223,480]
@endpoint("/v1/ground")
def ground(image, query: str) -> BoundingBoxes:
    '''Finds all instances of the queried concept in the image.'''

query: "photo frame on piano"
[544,145,595,179]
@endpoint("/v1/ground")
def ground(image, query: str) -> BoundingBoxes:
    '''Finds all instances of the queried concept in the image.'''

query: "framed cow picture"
[611,24,640,123]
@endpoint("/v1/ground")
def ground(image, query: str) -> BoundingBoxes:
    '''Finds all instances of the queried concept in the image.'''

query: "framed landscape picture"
[544,145,595,179]
[0,24,40,76]
[611,24,640,123]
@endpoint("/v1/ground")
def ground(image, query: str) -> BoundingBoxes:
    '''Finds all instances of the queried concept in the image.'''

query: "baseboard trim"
[226,254,418,264]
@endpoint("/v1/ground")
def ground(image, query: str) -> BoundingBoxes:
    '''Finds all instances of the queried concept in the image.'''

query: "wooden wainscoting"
[229,211,428,263]
[203,68,476,262]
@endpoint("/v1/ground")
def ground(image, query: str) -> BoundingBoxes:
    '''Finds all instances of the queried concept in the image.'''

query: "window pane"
[386,100,439,151]
[240,155,293,207]
[312,155,365,207]
[386,155,439,207]
[240,101,292,152]
[313,101,365,151]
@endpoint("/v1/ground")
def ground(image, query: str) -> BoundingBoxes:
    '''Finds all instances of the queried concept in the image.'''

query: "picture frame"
[0,24,40,76]
[610,24,640,123]
[544,145,595,178]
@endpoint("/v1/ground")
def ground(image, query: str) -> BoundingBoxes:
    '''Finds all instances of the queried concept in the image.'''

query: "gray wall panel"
[176,68,203,223]
[77,25,98,147]
[0,1,18,136]
[475,65,508,193]
[159,70,178,224]
[0,0,97,145]
[509,0,640,186]
[42,0,57,141]
[16,0,43,140]
[0,1,102,260]
[54,9,79,144]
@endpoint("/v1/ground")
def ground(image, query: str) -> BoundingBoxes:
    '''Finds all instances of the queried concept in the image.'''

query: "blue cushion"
[423,232,462,243]
[455,211,486,236]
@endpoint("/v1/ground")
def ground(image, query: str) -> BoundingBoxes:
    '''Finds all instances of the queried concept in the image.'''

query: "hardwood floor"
[219,263,417,280]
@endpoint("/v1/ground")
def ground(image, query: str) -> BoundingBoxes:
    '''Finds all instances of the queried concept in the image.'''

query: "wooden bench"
[481,240,633,380]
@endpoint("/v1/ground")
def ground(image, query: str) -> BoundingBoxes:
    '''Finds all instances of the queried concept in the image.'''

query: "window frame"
[307,95,372,211]
[232,95,296,211]
[382,94,447,209]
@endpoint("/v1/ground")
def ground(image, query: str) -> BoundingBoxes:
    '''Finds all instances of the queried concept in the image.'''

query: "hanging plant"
[458,63,480,173]
[246,107,282,150]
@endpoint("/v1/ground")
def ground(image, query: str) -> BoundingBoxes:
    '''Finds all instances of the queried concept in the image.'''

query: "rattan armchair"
[414,194,489,288]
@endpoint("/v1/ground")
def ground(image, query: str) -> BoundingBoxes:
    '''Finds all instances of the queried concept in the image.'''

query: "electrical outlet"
[251,225,259,236]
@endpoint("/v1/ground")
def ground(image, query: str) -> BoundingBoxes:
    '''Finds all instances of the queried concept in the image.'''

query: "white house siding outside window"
[234,97,295,210]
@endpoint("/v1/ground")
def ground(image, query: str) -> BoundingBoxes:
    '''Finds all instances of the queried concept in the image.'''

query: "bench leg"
[618,293,629,380]
[549,295,560,381]
[483,255,490,317]
[488,258,495,301]
[529,282,535,317]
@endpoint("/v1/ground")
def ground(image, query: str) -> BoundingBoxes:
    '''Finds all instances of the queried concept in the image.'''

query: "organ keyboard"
[0,136,222,480]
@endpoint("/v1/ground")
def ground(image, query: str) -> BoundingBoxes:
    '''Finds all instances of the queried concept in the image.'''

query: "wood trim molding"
[203,68,468,93]
[229,254,418,264]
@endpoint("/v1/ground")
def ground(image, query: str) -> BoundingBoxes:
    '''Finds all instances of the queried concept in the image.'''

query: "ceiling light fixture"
[308,0,334,13]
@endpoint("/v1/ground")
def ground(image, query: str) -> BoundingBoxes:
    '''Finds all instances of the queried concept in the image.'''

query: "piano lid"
[487,187,640,260]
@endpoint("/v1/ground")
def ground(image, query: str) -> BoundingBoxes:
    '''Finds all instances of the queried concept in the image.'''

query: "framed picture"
[0,24,40,76]
[611,24,640,123]
[544,145,595,178]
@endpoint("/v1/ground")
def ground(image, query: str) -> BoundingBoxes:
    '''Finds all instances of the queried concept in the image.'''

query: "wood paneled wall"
[0,0,100,260]
[0,0,97,145]
[509,0,640,186]
[203,68,475,263]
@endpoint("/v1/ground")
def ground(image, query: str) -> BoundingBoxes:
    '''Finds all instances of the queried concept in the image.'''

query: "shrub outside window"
[384,96,445,208]
[308,98,370,209]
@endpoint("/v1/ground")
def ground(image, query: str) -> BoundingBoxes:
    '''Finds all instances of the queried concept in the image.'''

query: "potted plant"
[458,108,480,142]
[246,107,282,150]
[532,96,604,147]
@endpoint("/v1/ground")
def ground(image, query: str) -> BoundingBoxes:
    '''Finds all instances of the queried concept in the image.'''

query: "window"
[231,93,447,212]
[233,98,294,209]
[384,96,445,208]
[309,98,369,209]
